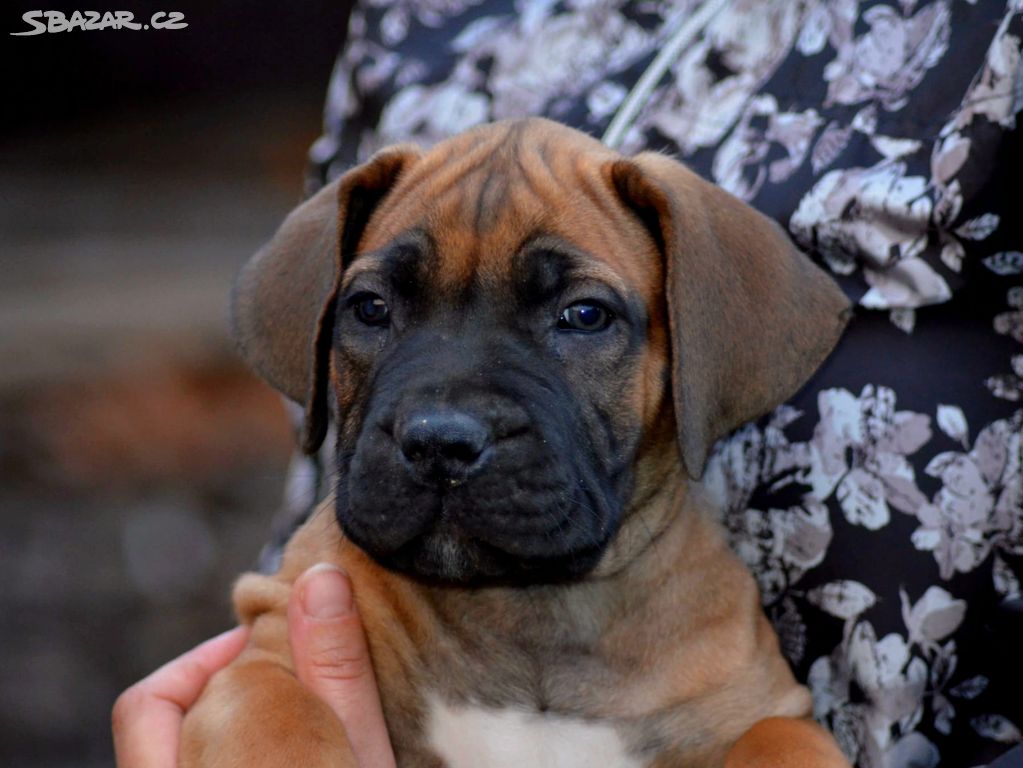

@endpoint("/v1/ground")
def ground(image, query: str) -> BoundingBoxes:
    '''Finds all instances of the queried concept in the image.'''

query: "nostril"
[446,438,484,464]
[403,441,428,463]
[398,409,491,472]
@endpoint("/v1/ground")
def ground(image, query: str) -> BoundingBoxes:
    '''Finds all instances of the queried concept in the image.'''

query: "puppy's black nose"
[398,409,490,483]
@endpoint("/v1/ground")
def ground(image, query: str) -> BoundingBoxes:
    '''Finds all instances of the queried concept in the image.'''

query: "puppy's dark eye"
[352,293,390,326]
[558,301,613,332]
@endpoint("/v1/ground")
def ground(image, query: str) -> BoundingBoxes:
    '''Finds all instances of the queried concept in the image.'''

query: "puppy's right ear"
[232,147,420,453]
[610,153,850,480]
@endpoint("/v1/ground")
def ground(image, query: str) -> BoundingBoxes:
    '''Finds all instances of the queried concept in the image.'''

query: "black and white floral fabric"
[276,2,1023,765]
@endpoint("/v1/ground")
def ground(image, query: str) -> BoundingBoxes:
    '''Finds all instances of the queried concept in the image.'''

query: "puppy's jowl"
[183,119,852,767]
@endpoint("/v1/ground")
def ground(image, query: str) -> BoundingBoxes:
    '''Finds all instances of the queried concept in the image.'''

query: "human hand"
[287,563,396,768]
[112,626,249,768]
[113,563,395,768]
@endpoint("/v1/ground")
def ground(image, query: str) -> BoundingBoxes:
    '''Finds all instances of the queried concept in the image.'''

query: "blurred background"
[1,3,353,765]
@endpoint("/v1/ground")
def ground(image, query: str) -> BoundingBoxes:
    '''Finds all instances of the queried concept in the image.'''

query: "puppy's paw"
[180,659,356,768]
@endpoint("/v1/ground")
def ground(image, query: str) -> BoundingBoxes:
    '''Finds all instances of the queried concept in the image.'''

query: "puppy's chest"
[424,695,644,768]
[416,639,647,768]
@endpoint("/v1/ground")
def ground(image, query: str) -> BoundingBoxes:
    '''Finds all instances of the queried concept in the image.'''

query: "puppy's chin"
[337,505,614,586]
[395,535,611,586]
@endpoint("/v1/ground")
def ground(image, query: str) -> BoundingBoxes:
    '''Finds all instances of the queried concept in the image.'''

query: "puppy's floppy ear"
[610,153,851,479]
[232,146,420,453]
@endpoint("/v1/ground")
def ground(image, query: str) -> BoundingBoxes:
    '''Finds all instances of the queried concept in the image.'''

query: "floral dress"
[273,2,1023,765]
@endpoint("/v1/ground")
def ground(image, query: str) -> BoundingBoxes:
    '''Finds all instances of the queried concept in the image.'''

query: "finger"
[112,626,249,768]
[289,563,396,768]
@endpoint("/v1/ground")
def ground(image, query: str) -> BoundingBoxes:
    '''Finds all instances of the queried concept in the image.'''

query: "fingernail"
[301,563,353,619]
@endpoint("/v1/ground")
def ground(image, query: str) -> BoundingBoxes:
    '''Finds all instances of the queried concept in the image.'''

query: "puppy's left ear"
[610,153,851,479]
[232,146,420,453]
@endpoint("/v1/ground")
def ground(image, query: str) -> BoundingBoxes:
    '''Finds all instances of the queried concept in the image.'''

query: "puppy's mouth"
[337,473,619,585]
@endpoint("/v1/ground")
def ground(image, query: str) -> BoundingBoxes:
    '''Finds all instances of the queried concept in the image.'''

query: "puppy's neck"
[405,474,744,719]
[591,441,690,580]
[419,459,708,652]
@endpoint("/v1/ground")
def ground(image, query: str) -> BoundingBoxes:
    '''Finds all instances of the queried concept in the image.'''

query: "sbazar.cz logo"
[11,10,187,35]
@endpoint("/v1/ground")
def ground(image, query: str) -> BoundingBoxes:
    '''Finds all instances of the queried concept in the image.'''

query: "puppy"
[181,118,852,767]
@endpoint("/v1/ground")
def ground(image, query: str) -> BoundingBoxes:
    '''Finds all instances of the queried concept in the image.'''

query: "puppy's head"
[234,119,849,584]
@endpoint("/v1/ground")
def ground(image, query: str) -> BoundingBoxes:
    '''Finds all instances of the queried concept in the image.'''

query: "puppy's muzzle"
[338,332,621,584]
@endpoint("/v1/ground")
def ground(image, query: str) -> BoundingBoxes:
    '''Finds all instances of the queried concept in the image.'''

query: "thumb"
[288,563,396,768]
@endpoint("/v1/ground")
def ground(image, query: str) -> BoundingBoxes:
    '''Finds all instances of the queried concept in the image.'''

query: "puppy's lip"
[342,495,604,562]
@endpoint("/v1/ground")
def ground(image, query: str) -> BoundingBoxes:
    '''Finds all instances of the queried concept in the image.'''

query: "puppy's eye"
[557,301,613,332]
[352,293,390,326]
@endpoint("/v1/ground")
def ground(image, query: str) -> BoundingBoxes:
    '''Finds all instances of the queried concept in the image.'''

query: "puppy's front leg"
[723,717,850,768]
[180,575,356,768]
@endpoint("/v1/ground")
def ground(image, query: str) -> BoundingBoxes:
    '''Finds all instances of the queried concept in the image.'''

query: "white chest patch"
[426,696,643,768]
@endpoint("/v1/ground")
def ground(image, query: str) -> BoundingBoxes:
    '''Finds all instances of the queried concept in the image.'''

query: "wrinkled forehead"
[352,125,663,302]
